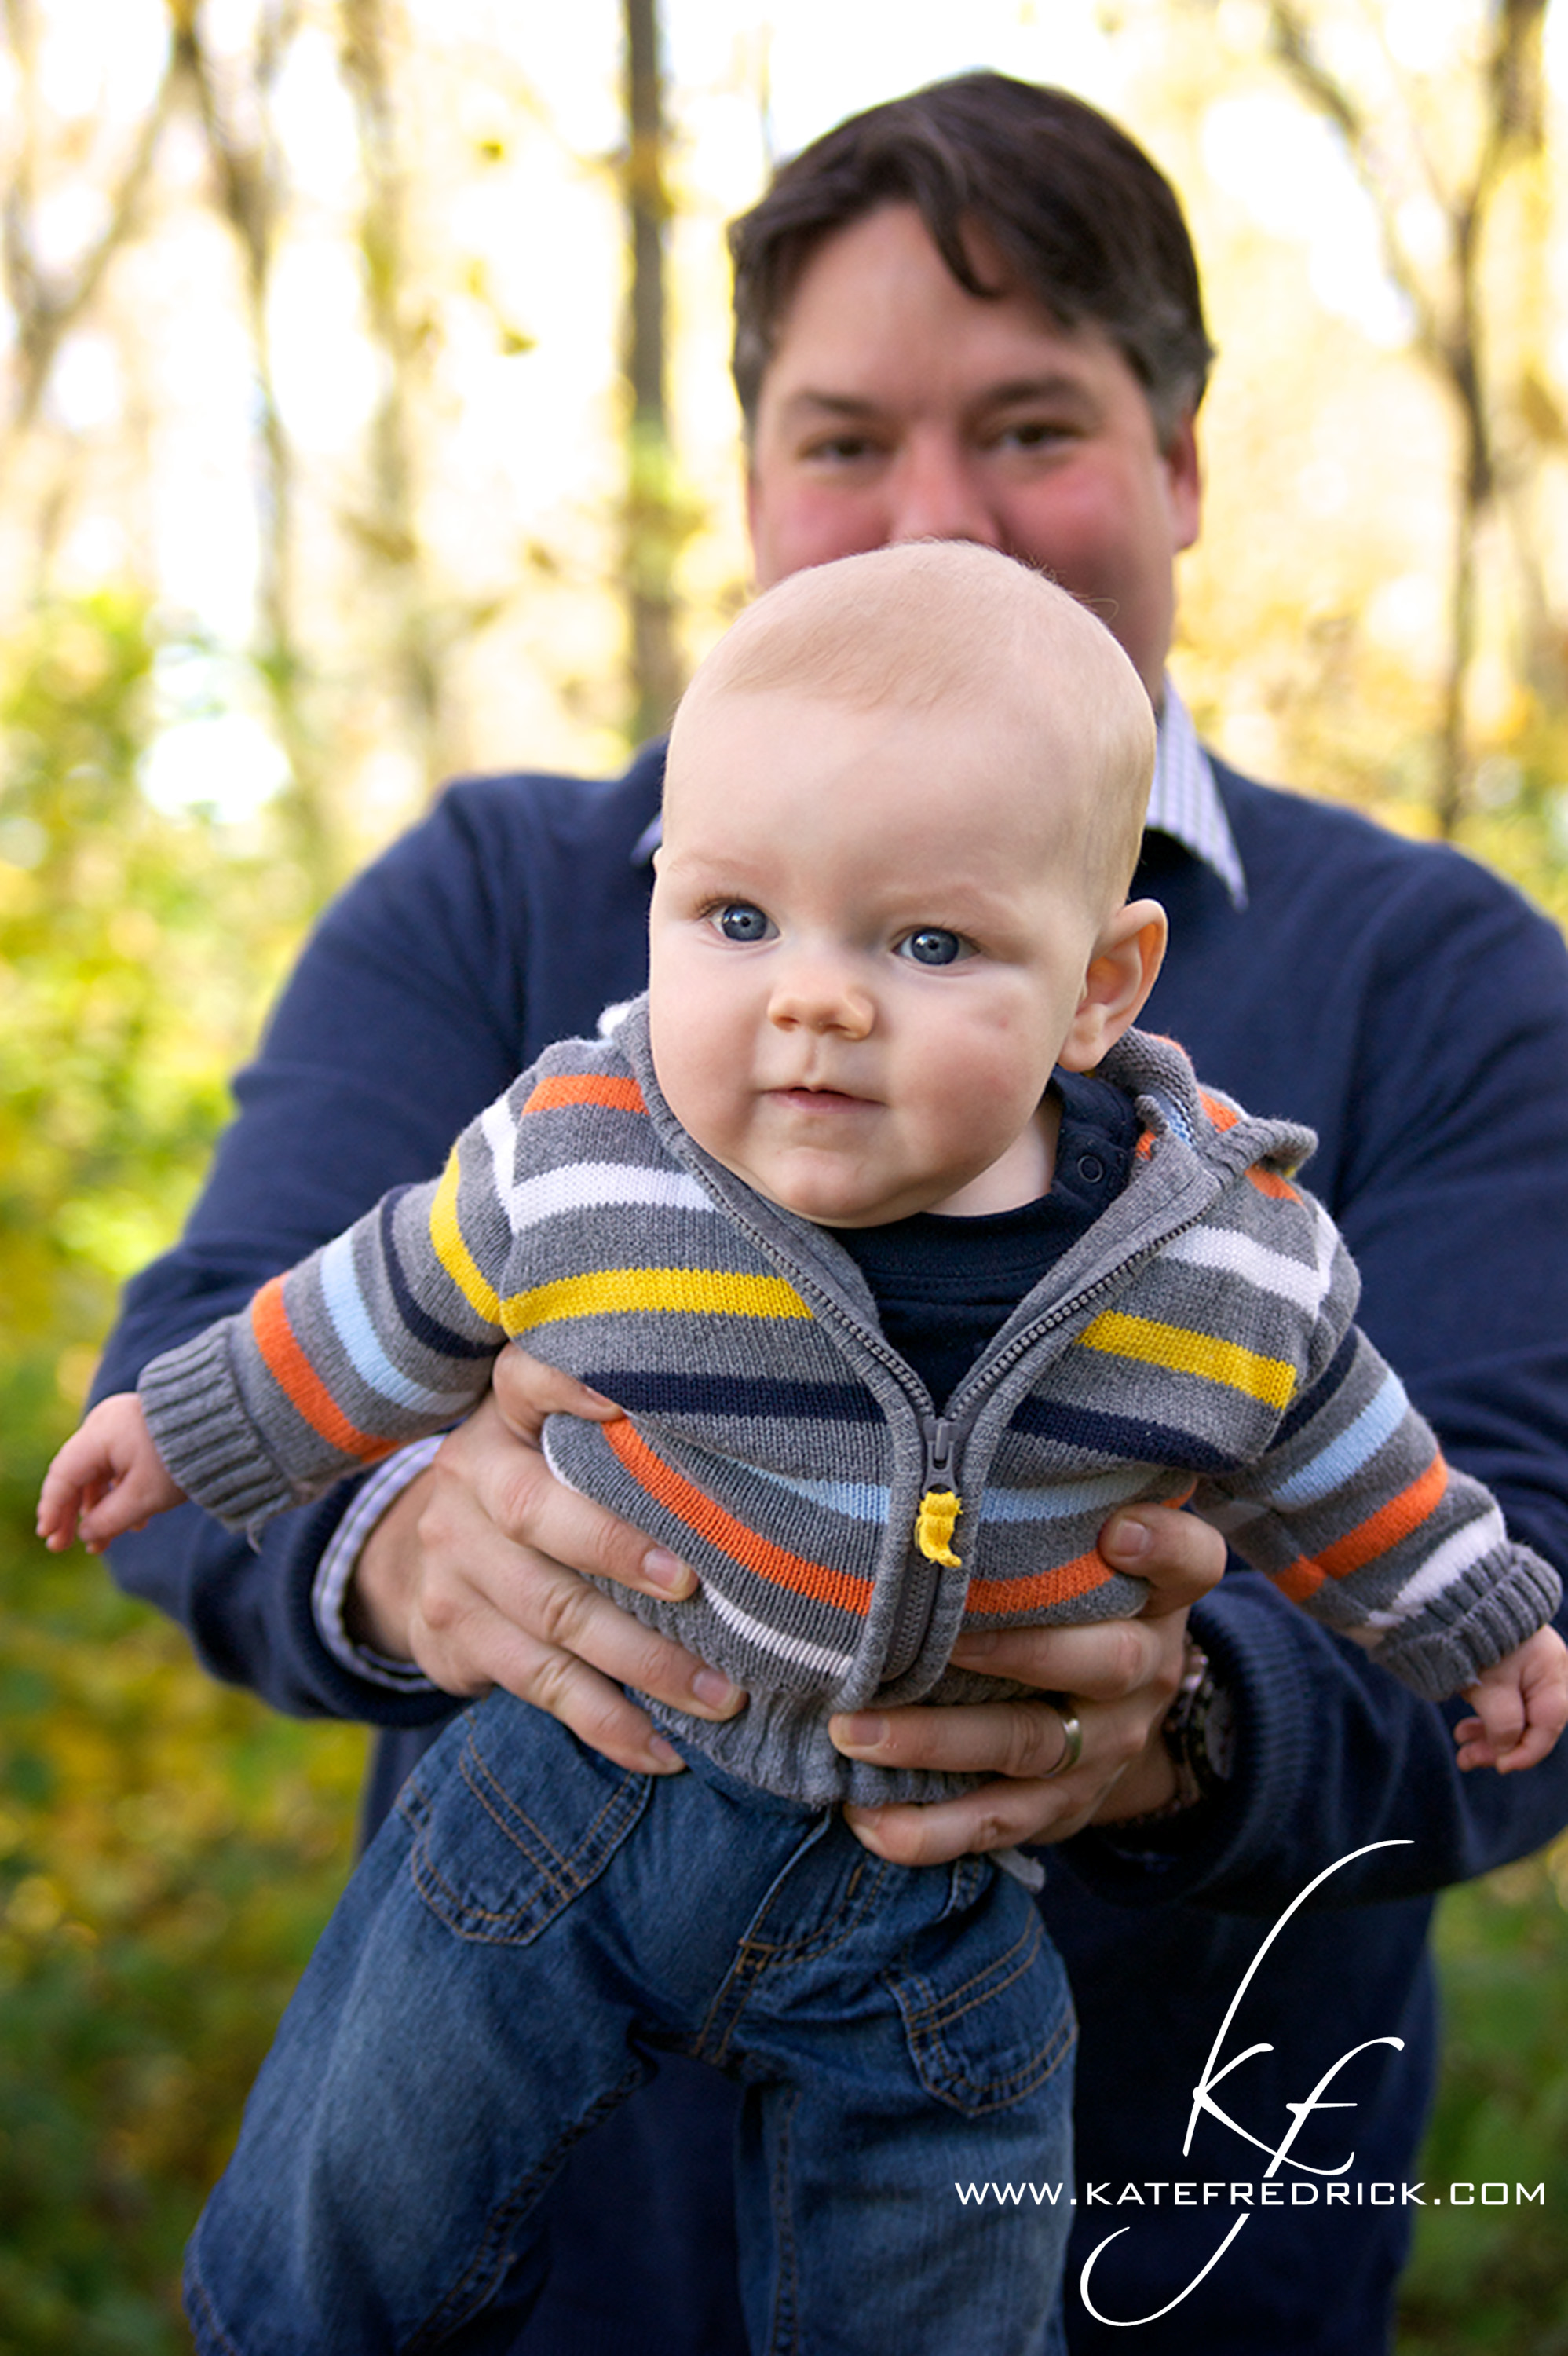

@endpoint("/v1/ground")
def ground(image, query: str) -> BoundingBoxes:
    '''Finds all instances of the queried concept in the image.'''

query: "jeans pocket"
[397,1693,652,1945]
[886,1871,1076,2117]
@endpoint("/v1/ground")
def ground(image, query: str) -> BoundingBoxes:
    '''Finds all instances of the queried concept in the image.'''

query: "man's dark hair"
[728,72,1214,448]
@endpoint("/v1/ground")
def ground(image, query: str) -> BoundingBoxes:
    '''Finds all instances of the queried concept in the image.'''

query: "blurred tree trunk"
[0,1,177,480]
[620,0,685,745]
[173,0,342,890]
[338,0,451,799]
[1264,0,1553,837]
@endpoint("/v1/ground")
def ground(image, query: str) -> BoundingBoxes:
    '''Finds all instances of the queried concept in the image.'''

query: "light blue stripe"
[983,1469,1157,1522]
[320,1233,465,1415]
[1270,1370,1408,1508]
[744,1461,890,1523]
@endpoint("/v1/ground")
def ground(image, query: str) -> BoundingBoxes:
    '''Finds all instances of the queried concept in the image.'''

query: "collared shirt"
[316,682,1245,1684]
[629,679,1248,905]
[1149,679,1246,906]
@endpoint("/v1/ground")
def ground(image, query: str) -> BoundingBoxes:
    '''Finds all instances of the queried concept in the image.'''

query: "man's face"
[649,686,1122,1228]
[745,205,1201,700]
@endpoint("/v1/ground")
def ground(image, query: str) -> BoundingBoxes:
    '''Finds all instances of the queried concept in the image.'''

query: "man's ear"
[1163,410,1202,555]
[1057,898,1168,1072]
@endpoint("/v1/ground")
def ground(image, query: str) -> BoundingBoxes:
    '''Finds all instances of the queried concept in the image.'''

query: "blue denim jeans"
[185,1695,1075,2355]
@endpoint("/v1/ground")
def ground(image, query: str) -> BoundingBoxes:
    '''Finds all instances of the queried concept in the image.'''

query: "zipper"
[884,1415,960,1681]
[678,1124,1221,1688]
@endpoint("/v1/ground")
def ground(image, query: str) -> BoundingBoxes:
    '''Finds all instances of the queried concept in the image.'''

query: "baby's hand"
[36,1392,187,1554]
[1453,1626,1568,1774]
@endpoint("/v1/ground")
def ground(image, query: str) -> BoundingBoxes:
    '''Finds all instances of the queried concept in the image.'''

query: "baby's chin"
[706,1148,974,1230]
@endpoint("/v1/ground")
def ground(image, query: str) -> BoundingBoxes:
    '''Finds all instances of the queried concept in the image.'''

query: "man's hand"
[832,1508,1227,1865]
[349,1350,745,1776]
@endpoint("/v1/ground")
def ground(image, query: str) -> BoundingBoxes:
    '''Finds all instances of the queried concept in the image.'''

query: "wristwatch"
[1161,1641,1236,1809]
[1118,1641,1237,1826]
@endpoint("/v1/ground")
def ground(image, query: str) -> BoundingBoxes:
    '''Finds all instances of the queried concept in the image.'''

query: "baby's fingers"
[36,1467,90,1552]
[1451,1713,1498,1772]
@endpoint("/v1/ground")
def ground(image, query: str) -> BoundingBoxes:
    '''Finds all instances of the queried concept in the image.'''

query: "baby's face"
[649,686,1118,1227]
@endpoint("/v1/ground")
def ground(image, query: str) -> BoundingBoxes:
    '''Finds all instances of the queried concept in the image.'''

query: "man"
[100,74,1568,2352]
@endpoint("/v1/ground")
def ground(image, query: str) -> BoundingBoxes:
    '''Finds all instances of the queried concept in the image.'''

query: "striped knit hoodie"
[139,1004,1559,1805]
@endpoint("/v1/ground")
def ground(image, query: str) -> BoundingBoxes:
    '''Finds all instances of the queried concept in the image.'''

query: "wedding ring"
[1044,1703,1084,1780]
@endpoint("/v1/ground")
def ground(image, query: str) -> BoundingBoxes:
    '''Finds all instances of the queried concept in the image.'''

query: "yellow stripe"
[429,1149,503,1324]
[1079,1308,1296,1409]
[503,1267,813,1336]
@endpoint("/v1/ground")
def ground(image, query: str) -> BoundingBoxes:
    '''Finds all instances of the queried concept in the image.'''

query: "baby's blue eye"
[715,902,771,942]
[899,927,964,967]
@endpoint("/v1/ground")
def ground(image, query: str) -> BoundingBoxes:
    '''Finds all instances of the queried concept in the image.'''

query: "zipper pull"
[915,1417,963,1568]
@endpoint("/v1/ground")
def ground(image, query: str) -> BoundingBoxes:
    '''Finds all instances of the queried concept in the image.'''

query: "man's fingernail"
[692,1669,743,1713]
[953,1630,999,1659]
[832,1714,887,1754]
[643,1547,693,1597]
[1104,1513,1150,1564]
[647,1735,684,1771]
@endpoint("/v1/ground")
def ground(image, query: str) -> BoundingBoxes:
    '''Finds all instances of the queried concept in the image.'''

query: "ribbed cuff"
[1376,1548,1563,1699]
[138,1322,298,1532]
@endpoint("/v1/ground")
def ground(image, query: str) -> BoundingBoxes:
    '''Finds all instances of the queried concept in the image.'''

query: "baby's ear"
[1057,898,1167,1072]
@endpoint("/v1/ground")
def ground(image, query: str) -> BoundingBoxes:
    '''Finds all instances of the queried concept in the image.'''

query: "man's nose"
[769,953,875,1038]
[884,436,1002,549]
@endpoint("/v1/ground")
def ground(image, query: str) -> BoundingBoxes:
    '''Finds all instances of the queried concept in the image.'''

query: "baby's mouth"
[769,1082,872,1110]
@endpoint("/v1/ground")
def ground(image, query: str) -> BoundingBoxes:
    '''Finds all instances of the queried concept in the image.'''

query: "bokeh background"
[2,2,1567,2346]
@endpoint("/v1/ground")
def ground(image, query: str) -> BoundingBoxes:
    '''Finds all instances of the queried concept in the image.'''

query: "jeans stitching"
[764,2084,802,2356]
[696,1825,892,2062]
[890,1909,1076,2113]
[181,2254,244,2356]
[408,1721,652,1941]
[404,2058,650,2351]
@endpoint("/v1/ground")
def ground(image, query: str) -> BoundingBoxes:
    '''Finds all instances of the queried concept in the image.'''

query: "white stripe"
[1163,1215,1336,1318]
[1362,1505,1509,1628]
[480,1096,712,1235]
[702,1580,855,1678]
[541,1429,858,1679]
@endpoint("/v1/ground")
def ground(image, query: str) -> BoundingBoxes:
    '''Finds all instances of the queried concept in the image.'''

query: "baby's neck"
[921,1091,1059,1220]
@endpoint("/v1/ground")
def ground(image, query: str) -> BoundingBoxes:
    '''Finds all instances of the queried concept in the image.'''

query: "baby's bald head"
[669,541,1157,910]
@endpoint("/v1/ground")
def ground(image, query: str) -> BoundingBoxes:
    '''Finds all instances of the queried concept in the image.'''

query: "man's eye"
[996,419,1071,452]
[803,433,878,465]
[898,927,966,967]
[715,902,773,942]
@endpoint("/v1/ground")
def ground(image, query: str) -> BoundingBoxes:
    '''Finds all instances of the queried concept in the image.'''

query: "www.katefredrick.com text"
[953,2180,1544,2210]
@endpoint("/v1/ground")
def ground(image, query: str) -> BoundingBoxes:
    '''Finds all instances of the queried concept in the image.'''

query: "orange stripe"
[250,1278,395,1464]
[964,1481,1197,1616]
[1314,1452,1448,1582]
[1247,1165,1299,1201]
[1277,1452,1449,1603]
[1135,1129,1155,1160]
[603,1419,870,1616]
[1273,1557,1324,1603]
[524,1074,647,1117]
[1200,1091,1239,1133]
[966,1548,1112,1616]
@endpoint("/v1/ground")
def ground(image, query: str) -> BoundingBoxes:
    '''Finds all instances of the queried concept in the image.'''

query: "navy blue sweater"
[100,744,1568,2354]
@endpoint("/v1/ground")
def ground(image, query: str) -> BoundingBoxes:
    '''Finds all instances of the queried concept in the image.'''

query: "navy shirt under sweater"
[835,1070,1140,1407]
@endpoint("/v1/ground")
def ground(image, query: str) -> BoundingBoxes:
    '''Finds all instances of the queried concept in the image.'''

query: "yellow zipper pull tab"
[915,1487,963,1567]
[915,1418,962,1565]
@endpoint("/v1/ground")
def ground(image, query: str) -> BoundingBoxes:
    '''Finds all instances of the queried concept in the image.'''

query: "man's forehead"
[751,208,1139,419]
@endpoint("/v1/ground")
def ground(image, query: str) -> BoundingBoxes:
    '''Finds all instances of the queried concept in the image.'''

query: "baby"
[42,545,1568,2355]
